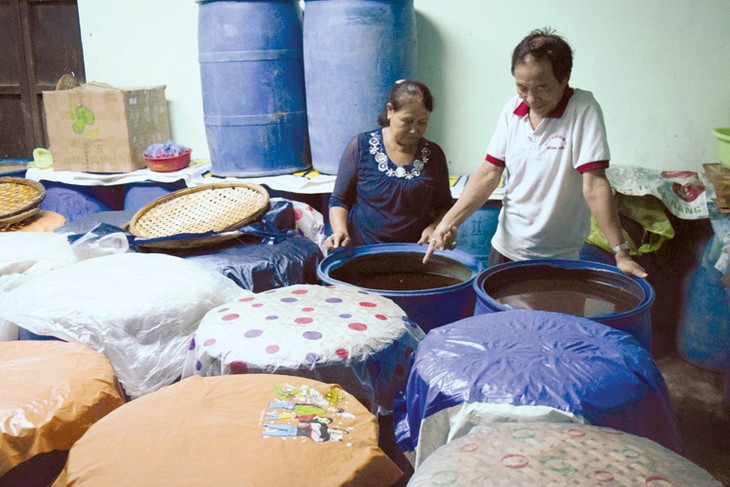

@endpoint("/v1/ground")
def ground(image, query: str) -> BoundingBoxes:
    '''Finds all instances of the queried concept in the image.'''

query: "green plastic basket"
[713,127,730,169]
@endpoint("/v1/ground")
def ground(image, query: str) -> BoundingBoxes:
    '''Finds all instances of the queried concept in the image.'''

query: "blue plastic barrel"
[473,259,655,351]
[40,182,113,223]
[123,180,186,211]
[318,243,481,333]
[198,0,310,177]
[677,236,730,372]
[303,0,417,174]
[455,201,501,268]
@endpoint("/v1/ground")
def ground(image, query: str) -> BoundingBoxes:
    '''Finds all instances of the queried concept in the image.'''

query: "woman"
[324,80,452,251]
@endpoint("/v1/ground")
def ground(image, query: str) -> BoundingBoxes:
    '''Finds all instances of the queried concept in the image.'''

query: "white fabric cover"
[0,253,244,398]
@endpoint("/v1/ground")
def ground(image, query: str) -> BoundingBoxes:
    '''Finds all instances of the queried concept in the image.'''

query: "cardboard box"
[42,82,171,173]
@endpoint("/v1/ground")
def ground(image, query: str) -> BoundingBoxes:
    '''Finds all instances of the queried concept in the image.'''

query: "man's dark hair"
[511,27,574,82]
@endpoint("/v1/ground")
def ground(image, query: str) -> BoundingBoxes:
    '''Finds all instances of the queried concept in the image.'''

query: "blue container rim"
[473,258,655,321]
[317,243,482,297]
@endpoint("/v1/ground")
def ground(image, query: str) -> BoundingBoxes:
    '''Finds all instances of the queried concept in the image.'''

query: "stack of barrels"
[197,0,416,177]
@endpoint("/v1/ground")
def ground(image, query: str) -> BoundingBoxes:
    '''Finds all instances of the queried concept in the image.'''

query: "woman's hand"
[324,231,351,252]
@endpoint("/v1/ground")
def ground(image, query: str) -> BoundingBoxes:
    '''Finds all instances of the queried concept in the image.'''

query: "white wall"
[78,0,730,175]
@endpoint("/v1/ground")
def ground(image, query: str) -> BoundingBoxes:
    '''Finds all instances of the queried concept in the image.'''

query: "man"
[425,27,647,278]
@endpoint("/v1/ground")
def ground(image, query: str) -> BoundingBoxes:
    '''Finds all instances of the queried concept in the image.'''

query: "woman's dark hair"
[511,27,573,83]
[377,79,434,127]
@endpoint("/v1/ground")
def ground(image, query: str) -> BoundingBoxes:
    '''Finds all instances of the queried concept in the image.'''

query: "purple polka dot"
[305,352,321,362]
[195,361,202,371]
[325,298,343,303]
[218,307,230,313]
[244,329,263,338]
[302,331,323,340]
[265,315,279,320]
[339,313,352,318]
[188,338,196,350]
[281,297,298,303]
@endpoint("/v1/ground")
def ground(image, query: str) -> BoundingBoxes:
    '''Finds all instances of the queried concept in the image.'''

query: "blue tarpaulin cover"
[395,309,683,458]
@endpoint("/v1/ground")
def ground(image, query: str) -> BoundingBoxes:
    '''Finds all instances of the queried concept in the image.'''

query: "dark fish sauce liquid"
[490,278,640,317]
[344,272,462,291]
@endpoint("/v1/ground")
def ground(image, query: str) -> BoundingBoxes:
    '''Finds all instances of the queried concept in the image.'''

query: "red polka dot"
[593,471,614,482]
[252,303,264,308]
[292,289,309,295]
[501,454,529,469]
[460,443,479,453]
[221,314,240,321]
[359,301,377,308]
[229,361,248,374]
[645,476,674,487]
[204,338,216,346]
[348,322,368,331]
[404,347,414,357]
[335,348,349,359]
[302,307,314,312]
[295,317,314,324]
[266,345,280,354]
[294,208,303,220]
[239,297,255,302]
[395,364,405,376]
[374,314,388,320]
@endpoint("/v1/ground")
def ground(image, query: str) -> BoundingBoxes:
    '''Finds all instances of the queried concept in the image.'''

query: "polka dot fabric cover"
[408,423,723,487]
[188,284,425,412]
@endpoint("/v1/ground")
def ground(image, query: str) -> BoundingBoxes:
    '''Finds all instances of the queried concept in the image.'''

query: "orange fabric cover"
[54,374,403,487]
[0,341,126,476]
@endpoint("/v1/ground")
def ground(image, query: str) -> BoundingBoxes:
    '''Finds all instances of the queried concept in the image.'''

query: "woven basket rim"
[0,177,46,223]
[127,181,270,247]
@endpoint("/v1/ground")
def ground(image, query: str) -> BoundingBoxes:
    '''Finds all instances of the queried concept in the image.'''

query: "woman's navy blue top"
[329,129,453,246]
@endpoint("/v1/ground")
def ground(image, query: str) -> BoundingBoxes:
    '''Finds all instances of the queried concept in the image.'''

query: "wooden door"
[0,0,85,158]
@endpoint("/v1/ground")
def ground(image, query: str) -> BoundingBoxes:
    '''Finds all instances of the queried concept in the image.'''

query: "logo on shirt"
[545,134,566,150]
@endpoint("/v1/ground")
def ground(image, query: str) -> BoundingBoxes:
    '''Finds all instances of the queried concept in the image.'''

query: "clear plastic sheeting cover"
[0,233,76,295]
[0,253,244,398]
[185,284,425,413]
[395,310,683,460]
[0,341,125,476]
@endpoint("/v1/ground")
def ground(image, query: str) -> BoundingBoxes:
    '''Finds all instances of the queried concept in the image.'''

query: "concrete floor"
[656,352,730,486]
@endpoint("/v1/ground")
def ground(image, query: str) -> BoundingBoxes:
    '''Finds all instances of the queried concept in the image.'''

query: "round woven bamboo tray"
[0,177,46,227]
[128,182,270,249]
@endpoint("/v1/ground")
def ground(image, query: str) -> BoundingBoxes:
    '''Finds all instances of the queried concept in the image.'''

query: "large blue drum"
[318,243,481,333]
[303,0,417,174]
[198,0,310,177]
[473,259,655,351]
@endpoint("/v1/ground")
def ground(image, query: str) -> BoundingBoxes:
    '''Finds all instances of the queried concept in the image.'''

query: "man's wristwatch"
[611,241,631,254]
